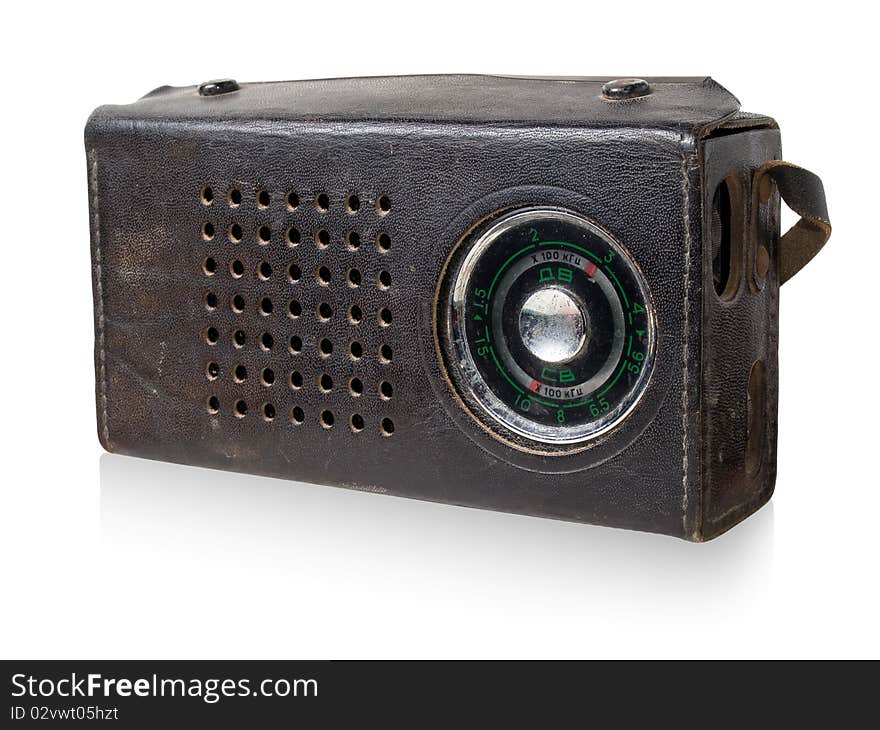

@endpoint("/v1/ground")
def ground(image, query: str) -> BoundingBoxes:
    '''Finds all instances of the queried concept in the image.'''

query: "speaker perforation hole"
[205,292,218,310]
[286,192,300,210]
[257,190,271,208]
[260,332,274,351]
[318,302,333,321]
[233,364,248,383]
[289,370,304,389]
[316,229,331,248]
[287,263,302,282]
[207,395,220,414]
[203,257,217,275]
[288,300,302,318]
[261,367,275,386]
[291,406,305,424]
[380,418,395,436]
[317,266,332,285]
[379,344,393,363]
[379,381,393,400]
[348,304,363,324]
[206,362,220,381]
[377,233,391,252]
[234,399,248,418]
[319,338,333,357]
[258,261,272,280]
[346,194,361,213]
[316,193,330,211]
[233,330,246,348]
[350,341,363,360]
[349,377,363,396]
[287,227,301,246]
[349,413,365,432]
[257,225,271,244]
[259,297,274,316]
[205,327,219,345]
[376,195,391,214]
[229,223,243,242]
[230,259,244,278]
[228,188,242,207]
[262,403,276,421]
[377,270,392,289]
[231,294,245,313]
[320,410,335,428]
[347,268,361,287]
[346,231,361,250]
[378,308,393,326]
[289,335,302,354]
[319,373,333,392]
[202,222,215,240]
[201,186,214,205]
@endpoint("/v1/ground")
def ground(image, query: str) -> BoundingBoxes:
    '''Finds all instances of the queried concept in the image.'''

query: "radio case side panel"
[699,125,781,539]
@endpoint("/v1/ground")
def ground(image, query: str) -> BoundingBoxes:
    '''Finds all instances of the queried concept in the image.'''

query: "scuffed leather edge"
[679,142,708,541]
[700,485,775,541]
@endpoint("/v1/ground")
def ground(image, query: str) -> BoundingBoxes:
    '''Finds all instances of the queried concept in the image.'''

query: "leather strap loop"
[756,160,831,285]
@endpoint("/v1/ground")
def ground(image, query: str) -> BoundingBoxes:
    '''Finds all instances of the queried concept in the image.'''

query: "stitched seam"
[680,152,692,537]
[89,149,111,447]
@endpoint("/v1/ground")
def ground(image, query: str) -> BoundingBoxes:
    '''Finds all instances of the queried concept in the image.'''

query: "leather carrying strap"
[756,160,831,285]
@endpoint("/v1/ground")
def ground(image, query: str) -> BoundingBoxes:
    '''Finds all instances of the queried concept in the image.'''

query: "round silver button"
[518,286,588,363]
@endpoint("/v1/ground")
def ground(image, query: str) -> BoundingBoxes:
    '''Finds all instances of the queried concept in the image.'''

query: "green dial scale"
[441,207,655,448]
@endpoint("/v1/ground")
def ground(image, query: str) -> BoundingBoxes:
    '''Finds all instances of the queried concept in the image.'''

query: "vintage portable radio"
[86,75,830,539]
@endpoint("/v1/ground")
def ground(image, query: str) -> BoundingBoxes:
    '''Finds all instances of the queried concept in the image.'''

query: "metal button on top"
[198,79,240,97]
[601,78,652,100]
[518,287,588,364]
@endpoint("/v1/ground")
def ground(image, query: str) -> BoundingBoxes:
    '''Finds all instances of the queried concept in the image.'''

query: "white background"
[2,1,877,659]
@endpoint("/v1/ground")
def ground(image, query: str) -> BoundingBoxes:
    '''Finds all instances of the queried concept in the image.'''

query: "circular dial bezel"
[441,206,656,448]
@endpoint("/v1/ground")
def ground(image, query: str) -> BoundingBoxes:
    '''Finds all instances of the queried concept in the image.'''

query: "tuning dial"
[438,206,655,448]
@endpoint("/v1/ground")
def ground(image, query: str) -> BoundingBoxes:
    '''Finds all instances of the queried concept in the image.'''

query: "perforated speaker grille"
[198,183,397,437]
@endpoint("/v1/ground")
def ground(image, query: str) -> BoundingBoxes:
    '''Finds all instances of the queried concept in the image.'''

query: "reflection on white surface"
[99,452,775,657]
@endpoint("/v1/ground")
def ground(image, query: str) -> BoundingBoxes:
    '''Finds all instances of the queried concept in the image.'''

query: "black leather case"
[85,75,818,540]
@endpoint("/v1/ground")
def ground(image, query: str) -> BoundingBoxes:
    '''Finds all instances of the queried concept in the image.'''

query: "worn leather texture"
[85,74,783,540]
